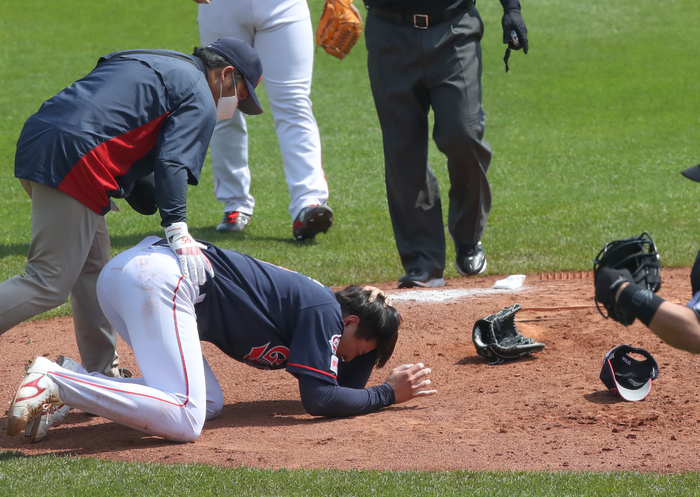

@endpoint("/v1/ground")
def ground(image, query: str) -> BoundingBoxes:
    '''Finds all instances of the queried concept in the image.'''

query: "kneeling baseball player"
[5,237,436,443]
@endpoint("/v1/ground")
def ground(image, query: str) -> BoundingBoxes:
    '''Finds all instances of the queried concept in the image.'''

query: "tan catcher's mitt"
[316,0,363,60]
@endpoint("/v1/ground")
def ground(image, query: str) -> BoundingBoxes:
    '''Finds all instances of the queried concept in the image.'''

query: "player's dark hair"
[192,47,242,90]
[335,286,401,368]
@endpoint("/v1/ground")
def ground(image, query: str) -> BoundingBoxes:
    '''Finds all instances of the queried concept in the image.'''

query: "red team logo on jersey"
[329,334,341,355]
[243,342,290,369]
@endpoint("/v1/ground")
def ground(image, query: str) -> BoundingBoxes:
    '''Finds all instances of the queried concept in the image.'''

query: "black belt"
[367,2,474,29]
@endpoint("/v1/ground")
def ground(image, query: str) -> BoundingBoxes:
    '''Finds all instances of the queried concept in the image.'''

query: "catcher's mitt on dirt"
[472,304,545,365]
[316,0,363,60]
[593,232,661,325]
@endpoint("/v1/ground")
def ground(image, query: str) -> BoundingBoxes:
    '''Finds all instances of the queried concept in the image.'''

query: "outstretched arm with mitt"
[595,266,700,353]
[593,235,700,353]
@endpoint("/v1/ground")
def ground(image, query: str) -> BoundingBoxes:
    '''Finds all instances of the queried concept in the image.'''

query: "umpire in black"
[363,0,528,289]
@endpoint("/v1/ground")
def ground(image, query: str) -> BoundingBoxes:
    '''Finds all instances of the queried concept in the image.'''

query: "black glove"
[124,173,158,216]
[595,267,633,306]
[691,249,700,296]
[594,267,636,326]
[472,304,545,365]
[502,11,528,54]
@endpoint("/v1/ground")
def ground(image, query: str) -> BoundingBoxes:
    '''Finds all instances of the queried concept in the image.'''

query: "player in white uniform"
[5,237,435,443]
[194,0,333,240]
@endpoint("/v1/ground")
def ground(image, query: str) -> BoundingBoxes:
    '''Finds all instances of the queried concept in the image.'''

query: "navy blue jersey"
[195,244,344,384]
[15,50,216,225]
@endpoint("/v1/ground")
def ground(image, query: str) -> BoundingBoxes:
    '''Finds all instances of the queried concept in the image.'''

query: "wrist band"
[617,283,665,327]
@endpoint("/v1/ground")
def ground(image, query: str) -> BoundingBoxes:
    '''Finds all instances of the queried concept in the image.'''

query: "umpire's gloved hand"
[502,10,529,54]
[595,267,633,306]
[165,222,215,286]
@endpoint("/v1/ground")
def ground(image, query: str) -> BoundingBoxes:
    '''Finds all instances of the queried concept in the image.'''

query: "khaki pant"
[0,181,119,376]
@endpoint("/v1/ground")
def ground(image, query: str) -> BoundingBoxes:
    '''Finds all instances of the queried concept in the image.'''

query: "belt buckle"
[413,14,429,29]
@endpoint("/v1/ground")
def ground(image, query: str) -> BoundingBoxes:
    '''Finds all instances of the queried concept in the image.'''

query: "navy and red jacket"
[14,50,216,226]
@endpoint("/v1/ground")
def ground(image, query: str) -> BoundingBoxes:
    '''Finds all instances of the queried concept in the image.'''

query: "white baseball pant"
[198,0,329,220]
[44,237,224,442]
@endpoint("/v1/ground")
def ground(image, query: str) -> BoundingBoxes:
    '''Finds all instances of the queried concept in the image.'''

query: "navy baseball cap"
[599,345,659,402]
[681,164,700,183]
[207,37,263,116]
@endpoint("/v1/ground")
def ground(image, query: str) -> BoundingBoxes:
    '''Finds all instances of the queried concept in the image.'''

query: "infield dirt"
[1,267,699,473]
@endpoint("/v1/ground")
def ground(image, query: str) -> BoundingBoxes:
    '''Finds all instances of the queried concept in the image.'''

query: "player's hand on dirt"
[164,222,214,286]
[595,267,633,305]
[386,363,437,404]
[363,286,392,307]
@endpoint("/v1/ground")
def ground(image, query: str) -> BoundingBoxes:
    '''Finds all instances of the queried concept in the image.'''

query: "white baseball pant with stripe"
[44,236,223,442]
[198,0,329,220]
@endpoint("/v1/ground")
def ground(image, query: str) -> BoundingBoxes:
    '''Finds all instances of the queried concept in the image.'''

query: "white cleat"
[23,355,82,443]
[6,356,63,438]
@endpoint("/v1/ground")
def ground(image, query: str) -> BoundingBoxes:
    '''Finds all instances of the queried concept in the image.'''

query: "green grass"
[1,0,700,490]
[2,0,698,295]
[1,452,700,496]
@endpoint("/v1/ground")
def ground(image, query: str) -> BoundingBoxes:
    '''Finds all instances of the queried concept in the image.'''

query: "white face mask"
[216,75,239,120]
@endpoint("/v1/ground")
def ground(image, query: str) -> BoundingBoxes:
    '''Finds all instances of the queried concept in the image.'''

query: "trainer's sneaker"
[6,356,63,437]
[455,242,487,276]
[216,211,251,233]
[293,205,334,240]
[23,355,83,443]
[398,269,446,289]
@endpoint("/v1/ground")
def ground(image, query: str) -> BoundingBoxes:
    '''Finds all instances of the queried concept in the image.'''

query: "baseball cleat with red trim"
[23,355,81,443]
[6,356,63,437]
[216,211,252,233]
[293,205,334,240]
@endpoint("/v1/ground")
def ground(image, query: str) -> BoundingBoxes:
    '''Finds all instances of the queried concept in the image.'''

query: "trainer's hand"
[386,363,437,404]
[363,286,392,307]
[595,267,633,306]
[502,10,529,54]
[165,222,214,286]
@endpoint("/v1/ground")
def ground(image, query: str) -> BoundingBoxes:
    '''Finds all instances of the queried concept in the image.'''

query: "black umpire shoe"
[455,242,487,276]
[398,268,446,289]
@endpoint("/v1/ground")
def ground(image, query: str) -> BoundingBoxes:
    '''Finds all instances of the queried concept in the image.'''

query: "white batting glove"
[164,222,214,286]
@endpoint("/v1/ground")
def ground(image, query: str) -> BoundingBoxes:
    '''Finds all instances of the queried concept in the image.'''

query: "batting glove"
[164,222,214,286]
[502,10,529,54]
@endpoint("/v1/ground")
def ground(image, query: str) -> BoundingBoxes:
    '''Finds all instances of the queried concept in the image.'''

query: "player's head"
[335,286,401,368]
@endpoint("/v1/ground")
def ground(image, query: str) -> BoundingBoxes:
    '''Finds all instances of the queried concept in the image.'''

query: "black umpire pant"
[365,7,492,278]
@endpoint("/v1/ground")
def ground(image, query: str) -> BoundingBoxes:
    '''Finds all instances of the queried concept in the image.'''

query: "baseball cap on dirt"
[207,37,263,116]
[599,345,659,402]
[681,165,700,182]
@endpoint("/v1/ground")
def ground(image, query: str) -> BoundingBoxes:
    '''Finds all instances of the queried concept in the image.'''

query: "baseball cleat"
[293,205,334,240]
[398,269,446,289]
[23,355,82,443]
[6,356,63,437]
[455,242,487,276]
[24,403,71,443]
[216,211,251,233]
